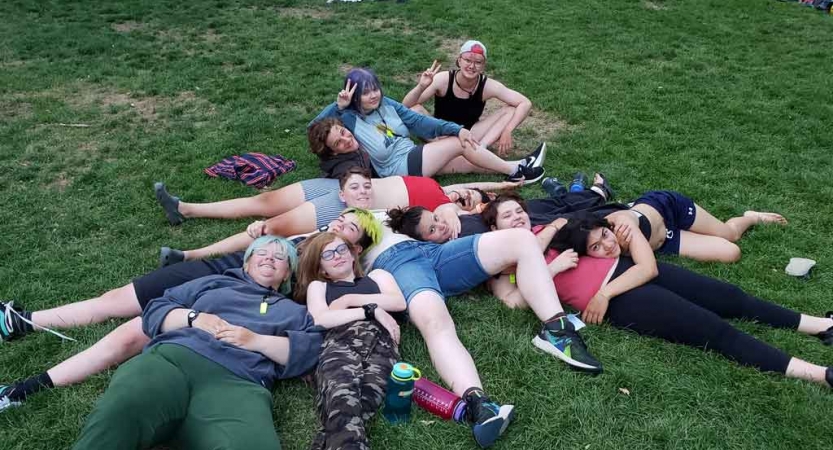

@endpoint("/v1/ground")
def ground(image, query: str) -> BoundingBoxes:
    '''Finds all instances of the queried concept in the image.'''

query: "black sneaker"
[0,301,31,342]
[506,164,545,185]
[519,142,547,169]
[154,182,185,226]
[465,394,515,448]
[159,247,185,268]
[532,319,603,374]
[0,385,22,412]
[817,311,833,346]
[826,367,833,388]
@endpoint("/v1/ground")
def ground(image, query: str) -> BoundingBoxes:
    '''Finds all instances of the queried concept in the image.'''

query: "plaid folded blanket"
[204,153,296,189]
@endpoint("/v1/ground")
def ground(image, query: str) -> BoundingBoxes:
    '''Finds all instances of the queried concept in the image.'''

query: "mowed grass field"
[1,0,832,449]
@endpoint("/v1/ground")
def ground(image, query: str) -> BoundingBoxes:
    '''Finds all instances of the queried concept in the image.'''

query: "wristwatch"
[362,303,378,320]
[187,310,201,328]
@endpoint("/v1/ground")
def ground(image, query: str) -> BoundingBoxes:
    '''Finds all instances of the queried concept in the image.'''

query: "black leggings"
[606,259,801,373]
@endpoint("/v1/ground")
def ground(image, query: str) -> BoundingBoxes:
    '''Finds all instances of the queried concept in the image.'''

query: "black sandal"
[590,173,615,201]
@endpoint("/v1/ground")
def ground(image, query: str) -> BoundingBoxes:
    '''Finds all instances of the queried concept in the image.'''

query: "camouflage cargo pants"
[310,320,399,450]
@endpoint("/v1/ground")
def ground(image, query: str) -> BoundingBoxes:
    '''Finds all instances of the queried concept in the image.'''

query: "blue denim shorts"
[371,235,489,305]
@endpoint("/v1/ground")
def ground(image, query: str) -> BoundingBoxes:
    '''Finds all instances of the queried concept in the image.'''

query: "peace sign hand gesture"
[337,79,357,110]
[418,60,441,88]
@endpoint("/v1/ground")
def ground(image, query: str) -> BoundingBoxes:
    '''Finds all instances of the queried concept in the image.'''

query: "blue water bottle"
[382,362,421,424]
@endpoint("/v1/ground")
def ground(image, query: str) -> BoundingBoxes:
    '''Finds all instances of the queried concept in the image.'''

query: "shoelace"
[4,301,75,342]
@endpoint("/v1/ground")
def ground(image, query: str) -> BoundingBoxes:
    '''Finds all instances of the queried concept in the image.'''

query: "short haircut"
[345,68,383,111]
[338,166,372,190]
[341,207,382,252]
[243,235,298,295]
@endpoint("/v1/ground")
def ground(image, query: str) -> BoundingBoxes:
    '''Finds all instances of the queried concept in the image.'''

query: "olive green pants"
[73,344,281,450]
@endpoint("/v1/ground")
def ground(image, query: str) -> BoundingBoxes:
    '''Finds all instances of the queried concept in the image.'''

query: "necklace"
[454,71,478,98]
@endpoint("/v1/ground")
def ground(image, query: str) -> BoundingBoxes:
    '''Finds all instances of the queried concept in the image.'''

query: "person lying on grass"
[402,40,533,156]
[349,207,602,447]
[311,67,545,183]
[481,194,833,389]
[70,236,324,450]
[157,166,521,266]
[0,208,381,412]
[295,232,405,450]
[601,190,787,263]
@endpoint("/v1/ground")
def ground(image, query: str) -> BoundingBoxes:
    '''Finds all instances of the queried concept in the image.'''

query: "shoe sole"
[532,335,603,374]
[532,143,547,169]
[522,170,545,185]
[472,404,515,448]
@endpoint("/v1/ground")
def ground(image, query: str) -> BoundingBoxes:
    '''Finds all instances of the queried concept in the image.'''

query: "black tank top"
[434,70,487,129]
[325,276,407,323]
[325,276,381,306]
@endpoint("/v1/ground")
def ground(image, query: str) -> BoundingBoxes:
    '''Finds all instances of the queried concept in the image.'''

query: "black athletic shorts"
[132,252,245,310]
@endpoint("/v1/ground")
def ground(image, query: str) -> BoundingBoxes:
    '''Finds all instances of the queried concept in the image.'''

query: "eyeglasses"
[459,57,485,69]
[321,243,350,261]
[254,249,287,260]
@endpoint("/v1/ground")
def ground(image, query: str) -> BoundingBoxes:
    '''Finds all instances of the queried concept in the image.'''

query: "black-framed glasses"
[321,243,350,261]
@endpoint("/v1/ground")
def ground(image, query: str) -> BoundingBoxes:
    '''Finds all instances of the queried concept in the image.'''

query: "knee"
[718,244,742,263]
[105,321,149,360]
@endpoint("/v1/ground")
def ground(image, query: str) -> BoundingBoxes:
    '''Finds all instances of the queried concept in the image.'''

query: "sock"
[7,372,54,402]
[544,313,577,332]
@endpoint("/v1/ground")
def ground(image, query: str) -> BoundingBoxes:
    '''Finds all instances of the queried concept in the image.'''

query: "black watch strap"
[362,303,378,320]
[187,310,200,328]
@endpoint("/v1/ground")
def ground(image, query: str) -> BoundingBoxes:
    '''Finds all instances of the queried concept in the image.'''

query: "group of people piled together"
[2,40,832,450]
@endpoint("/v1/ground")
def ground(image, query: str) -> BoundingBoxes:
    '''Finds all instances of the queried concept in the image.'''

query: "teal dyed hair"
[243,235,298,295]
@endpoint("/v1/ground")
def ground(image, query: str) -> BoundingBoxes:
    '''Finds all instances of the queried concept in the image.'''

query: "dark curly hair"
[307,118,342,160]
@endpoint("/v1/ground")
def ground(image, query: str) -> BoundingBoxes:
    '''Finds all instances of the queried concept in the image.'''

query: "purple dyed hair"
[344,68,383,112]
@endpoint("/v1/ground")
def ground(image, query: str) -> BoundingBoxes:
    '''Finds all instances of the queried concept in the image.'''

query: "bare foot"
[744,211,788,225]
[593,173,604,185]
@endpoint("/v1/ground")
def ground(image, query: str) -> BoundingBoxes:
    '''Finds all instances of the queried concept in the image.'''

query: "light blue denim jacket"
[311,97,462,177]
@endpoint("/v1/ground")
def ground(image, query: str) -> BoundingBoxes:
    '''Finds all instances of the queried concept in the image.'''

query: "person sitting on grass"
[295,232,405,450]
[402,40,533,156]
[311,67,545,183]
[70,236,324,450]
[0,208,381,412]
[482,195,833,389]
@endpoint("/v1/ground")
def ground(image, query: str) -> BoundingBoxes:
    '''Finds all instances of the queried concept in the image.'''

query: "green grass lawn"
[1,0,832,448]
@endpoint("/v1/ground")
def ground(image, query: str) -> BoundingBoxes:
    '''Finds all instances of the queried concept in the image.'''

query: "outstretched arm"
[441,180,522,193]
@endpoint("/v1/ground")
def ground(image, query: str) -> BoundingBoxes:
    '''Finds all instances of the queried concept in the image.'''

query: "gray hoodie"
[142,268,324,389]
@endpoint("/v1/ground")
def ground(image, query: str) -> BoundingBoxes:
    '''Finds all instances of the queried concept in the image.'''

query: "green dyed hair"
[243,235,298,295]
[341,207,382,254]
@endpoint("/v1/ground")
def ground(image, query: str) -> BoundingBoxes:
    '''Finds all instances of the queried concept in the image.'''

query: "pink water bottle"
[413,378,467,423]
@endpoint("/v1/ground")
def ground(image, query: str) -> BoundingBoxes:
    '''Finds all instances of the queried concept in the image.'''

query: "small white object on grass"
[785,257,816,278]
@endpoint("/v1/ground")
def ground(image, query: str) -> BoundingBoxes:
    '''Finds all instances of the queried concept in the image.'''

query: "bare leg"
[470,106,514,148]
[48,318,149,386]
[183,231,255,261]
[30,284,142,330]
[797,314,833,335]
[438,155,523,175]
[407,291,482,396]
[785,358,829,387]
[476,229,564,320]
[690,204,787,243]
[421,138,517,177]
[178,183,306,219]
[678,231,742,263]
[182,203,317,261]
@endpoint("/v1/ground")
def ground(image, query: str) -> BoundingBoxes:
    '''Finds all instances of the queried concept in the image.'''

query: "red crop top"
[403,176,451,212]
